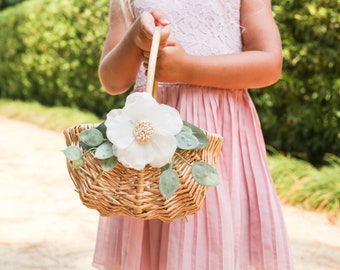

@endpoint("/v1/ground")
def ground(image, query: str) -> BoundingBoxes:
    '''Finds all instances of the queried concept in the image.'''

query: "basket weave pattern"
[64,123,223,222]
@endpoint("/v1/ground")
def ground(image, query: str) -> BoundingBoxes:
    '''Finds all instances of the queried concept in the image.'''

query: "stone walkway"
[0,115,339,269]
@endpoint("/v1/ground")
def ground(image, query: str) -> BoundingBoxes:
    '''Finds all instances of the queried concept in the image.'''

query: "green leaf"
[79,141,92,150]
[79,128,104,147]
[161,156,174,171]
[176,131,200,150]
[72,158,85,168]
[161,163,171,171]
[94,141,115,159]
[192,161,220,186]
[63,145,83,161]
[159,169,179,199]
[102,156,118,172]
[96,122,107,139]
[183,121,210,149]
[181,125,193,134]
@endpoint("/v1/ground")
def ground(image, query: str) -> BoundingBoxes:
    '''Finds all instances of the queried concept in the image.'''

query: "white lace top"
[133,0,242,88]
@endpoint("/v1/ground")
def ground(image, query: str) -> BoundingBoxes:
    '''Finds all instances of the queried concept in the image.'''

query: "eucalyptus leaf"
[180,125,193,134]
[161,156,175,171]
[161,163,171,171]
[94,141,115,159]
[102,156,118,172]
[72,158,85,168]
[192,161,220,186]
[159,169,179,199]
[63,145,83,161]
[176,132,200,150]
[79,141,92,150]
[96,122,107,139]
[79,128,104,147]
[183,121,210,149]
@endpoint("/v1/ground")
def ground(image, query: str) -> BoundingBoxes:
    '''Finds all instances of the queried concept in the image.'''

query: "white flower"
[105,92,183,170]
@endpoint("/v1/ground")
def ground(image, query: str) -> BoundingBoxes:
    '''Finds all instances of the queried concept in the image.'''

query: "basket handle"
[145,26,161,100]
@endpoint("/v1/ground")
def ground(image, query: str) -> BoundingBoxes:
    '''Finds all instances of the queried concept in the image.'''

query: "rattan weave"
[64,124,223,222]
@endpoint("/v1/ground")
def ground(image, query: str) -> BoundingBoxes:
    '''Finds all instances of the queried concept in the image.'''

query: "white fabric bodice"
[133,0,242,88]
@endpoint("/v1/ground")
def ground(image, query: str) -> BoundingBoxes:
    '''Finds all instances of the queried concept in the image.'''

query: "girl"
[93,0,295,269]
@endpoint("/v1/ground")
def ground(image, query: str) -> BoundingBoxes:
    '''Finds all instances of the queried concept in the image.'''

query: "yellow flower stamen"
[133,120,154,143]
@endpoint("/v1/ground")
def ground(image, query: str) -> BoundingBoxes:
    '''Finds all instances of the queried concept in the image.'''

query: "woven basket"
[64,125,223,222]
[63,27,224,222]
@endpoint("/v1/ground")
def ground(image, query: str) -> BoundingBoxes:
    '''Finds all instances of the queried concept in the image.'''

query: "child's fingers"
[150,9,170,26]
[142,51,150,66]
[159,25,171,48]
[165,37,178,47]
[139,11,170,43]
[143,51,150,59]
[139,12,156,39]
[138,11,171,53]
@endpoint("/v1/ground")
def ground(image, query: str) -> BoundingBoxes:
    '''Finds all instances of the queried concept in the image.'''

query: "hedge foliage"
[251,0,339,165]
[0,0,24,10]
[0,0,339,165]
[0,0,127,117]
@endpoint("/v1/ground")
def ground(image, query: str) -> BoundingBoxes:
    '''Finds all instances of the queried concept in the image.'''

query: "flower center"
[133,120,154,143]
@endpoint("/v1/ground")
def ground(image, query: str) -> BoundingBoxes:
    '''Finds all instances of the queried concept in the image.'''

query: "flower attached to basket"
[63,92,220,199]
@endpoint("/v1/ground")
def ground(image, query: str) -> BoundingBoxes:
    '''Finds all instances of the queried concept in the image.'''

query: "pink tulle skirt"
[93,84,294,270]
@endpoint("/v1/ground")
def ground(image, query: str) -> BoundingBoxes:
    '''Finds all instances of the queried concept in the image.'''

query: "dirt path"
[0,115,339,270]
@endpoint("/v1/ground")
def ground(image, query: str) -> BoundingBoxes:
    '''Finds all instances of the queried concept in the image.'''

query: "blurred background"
[0,0,339,269]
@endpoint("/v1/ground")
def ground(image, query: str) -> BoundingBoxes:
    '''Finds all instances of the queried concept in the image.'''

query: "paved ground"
[0,115,339,270]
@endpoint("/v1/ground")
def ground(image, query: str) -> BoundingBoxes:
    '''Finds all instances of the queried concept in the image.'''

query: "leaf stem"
[82,147,97,156]
[174,151,192,166]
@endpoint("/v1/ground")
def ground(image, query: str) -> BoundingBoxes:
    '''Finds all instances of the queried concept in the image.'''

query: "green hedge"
[0,0,339,165]
[0,0,127,117]
[251,0,339,165]
[0,0,24,10]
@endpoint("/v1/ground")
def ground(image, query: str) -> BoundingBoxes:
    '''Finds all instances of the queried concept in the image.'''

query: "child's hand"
[132,10,170,52]
[143,38,189,83]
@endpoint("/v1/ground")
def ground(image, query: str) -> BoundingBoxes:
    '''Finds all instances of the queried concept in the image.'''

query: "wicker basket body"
[64,124,223,222]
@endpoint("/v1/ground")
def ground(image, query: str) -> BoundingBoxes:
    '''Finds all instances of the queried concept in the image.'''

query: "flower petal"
[105,91,183,170]
[149,133,178,168]
[125,92,156,105]
[124,92,157,121]
[117,140,155,170]
[149,104,183,135]
[105,109,134,149]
